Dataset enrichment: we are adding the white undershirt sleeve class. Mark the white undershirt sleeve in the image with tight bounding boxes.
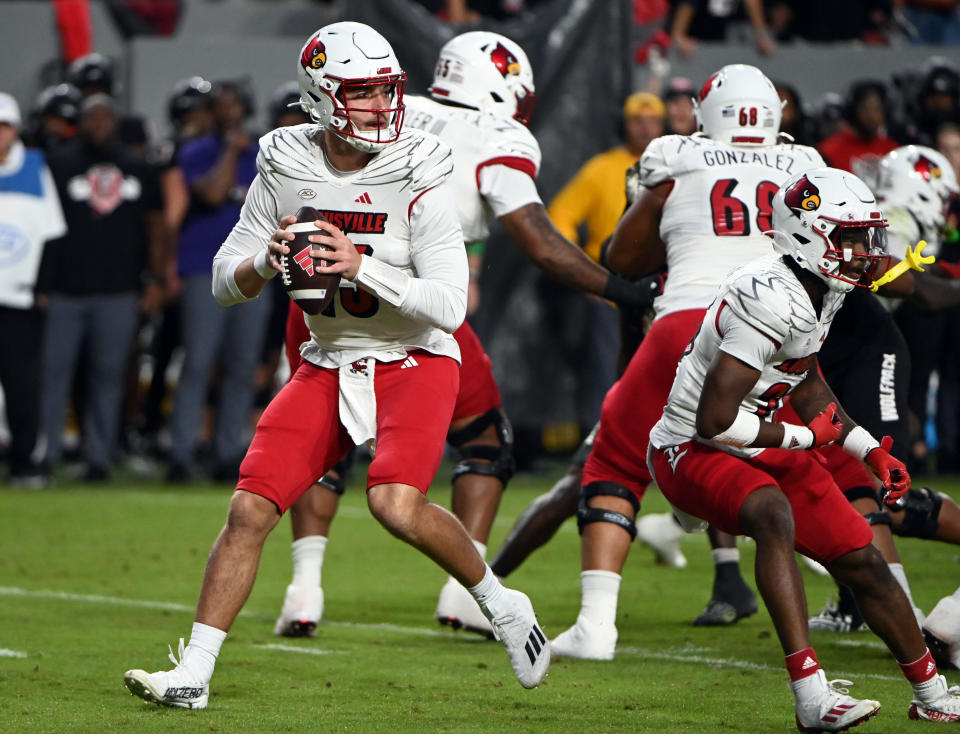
[211,173,278,305]
[353,181,467,333]
[478,164,541,218]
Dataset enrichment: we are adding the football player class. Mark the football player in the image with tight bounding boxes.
[502,65,825,659]
[274,31,662,639]
[123,22,549,709]
[649,166,960,729]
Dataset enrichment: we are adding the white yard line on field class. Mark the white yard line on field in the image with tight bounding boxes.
[0,585,906,680]
[259,643,347,656]
[0,648,28,658]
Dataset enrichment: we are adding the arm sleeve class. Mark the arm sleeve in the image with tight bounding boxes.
[716,300,781,371]
[546,160,597,244]
[41,165,67,242]
[478,163,541,219]
[353,182,467,333]
[211,172,278,305]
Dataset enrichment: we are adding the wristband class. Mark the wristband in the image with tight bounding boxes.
[253,248,277,280]
[712,411,761,447]
[780,423,814,450]
[842,425,880,461]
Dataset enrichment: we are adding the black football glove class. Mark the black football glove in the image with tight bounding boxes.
[602,270,667,310]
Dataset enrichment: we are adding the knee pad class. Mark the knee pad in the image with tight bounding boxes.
[577,481,639,539]
[892,487,942,539]
[843,485,880,504]
[317,456,352,495]
[449,408,515,487]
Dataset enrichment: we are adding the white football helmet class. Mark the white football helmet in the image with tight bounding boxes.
[695,64,782,147]
[297,22,406,153]
[874,145,959,242]
[429,31,536,126]
[771,167,889,293]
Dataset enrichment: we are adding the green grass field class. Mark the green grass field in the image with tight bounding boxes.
[2,466,959,733]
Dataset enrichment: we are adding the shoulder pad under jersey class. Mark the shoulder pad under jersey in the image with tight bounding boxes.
[357,129,454,193]
[477,114,541,177]
[636,134,707,187]
[257,124,326,185]
[723,256,819,345]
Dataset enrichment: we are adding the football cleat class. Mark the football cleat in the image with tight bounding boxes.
[488,589,550,689]
[808,588,864,633]
[635,513,688,568]
[436,577,494,638]
[551,614,617,661]
[124,639,209,709]
[909,674,960,722]
[693,592,759,627]
[274,583,324,638]
[792,670,881,732]
[923,596,960,670]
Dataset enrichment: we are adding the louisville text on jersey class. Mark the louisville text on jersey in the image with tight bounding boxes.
[318,210,388,235]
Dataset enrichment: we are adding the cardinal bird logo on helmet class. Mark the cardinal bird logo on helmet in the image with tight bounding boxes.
[913,154,942,182]
[301,36,327,70]
[784,174,821,213]
[699,72,719,101]
[489,42,520,78]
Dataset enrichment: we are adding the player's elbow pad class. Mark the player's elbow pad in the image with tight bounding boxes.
[709,411,761,447]
[211,256,248,306]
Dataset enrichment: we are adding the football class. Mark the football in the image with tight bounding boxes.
[279,206,340,315]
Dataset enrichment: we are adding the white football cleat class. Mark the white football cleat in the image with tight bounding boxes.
[635,513,688,568]
[910,674,960,722]
[436,576,494,638]
[791,670,881,732]
[274,584,324,637]
[924,596,960,670]
[124,639,209,709]
[551,614,617,661]
[488,589,550,689]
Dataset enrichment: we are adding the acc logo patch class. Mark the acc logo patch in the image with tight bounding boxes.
[297,188,316,200]
[784,174,821,213]
[300,36,327,70]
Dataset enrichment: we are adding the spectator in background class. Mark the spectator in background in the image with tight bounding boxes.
[775,81,815,146]
[767,0,892,43]
[547,92,666,428]
[67,53,150,152]
[26,84,81,153]
[909,61,960,147]
[166,80,268,482]
[939,122,960,178]
[131,77,216,456]
[0,93,66,487]
[898,0,960,45]
[663,77,696,135]
[669,0,775,59]
[40,94,165,481]
[818,80,899,176]
[812,92,846,145]
[548,92,665,264]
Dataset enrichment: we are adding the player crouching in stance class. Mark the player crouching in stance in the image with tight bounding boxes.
[123,22,548,710]
[648,167,960,731]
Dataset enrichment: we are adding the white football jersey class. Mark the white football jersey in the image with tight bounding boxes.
[404,94,542,243]
[650,255,845,458]
[214,124,467,368]
[637,134,824,318]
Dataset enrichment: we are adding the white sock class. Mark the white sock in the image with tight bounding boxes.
[579,570,622,627]
[182,622,226,682]
[450,539,486,587]
[889,563,923,620]
[469,564,507,619]
[291,536,327,589]
[713,548,740,565]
